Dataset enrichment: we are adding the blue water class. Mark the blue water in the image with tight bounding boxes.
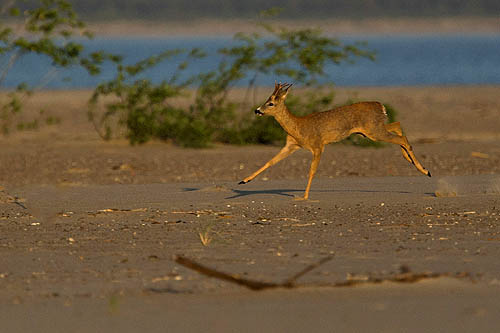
[2,35,500,89]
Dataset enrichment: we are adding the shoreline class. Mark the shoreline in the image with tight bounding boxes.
[83,17,499,37]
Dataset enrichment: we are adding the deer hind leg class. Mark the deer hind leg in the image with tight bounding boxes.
[365,126,431,177]
[239,135,300,184]
[385,122,413,164]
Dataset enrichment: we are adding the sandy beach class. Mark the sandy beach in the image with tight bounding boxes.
[1,85,500,331]
[85,17,500,37]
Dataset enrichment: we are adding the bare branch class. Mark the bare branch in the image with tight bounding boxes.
[0,50,22,87]
[174,255,279,291]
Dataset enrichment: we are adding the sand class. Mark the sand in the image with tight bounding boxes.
[0,86,500,332]
[84,17,500,37]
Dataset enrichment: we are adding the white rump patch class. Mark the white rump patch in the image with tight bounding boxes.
[382,105,387,116]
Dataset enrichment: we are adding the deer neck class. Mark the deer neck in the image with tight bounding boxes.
[273,106,302,139]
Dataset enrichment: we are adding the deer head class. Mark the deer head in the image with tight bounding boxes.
[255,82,292,116]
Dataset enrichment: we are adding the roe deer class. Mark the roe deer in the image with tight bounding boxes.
[239,83,431,200]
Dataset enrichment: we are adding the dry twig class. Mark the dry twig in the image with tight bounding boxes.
[174,255,470,291]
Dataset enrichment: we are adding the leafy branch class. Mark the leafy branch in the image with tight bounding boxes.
[89,48,205,145]
[0,0,119,134]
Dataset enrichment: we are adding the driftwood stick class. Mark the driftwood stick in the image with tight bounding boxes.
[174,255,470,292]
[174,255,280,291]
[175,255,334,291]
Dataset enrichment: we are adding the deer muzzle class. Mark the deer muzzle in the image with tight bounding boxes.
[254,108,264,116]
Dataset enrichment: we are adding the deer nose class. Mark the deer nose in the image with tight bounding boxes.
[255,108,264,115]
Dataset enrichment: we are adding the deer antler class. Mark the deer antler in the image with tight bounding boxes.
[273,82,293,96]
[273,81,280,94]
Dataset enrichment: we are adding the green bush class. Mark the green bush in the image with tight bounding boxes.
[89,10,379,148]
[88,49,202,144]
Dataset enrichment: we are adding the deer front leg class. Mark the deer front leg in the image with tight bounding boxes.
[239,135,300,184]
[296,148,323,200]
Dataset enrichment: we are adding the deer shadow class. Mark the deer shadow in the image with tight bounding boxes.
[224,188,429,199]
[183,187,433,199]
[225,188,302,199]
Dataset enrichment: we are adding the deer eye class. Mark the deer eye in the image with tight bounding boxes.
[268,102,274,106]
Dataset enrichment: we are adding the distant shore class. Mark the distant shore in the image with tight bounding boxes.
[85,17,500,37]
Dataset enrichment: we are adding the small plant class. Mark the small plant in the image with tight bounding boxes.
[198,229,212,247]
[198,219,217,246]
[108,293,120,314]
